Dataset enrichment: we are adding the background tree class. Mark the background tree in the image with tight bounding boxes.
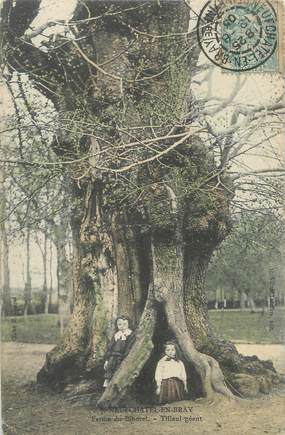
[35,225,49,314]
[0,73,73,316]
[0,166,12,316]
[0,83,13,315]
[207,210,285,309]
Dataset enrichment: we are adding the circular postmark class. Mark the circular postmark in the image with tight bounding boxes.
[197,0,278,71]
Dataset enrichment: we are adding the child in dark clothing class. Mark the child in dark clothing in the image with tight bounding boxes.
[103,316,135,387]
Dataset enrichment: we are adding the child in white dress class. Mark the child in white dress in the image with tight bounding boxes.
[155,341,188,404]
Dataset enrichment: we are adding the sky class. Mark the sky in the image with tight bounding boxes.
[27,0,77,45]
[2,0,284,288]
[9,238,57,289]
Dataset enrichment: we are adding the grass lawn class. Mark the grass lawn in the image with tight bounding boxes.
[209,308,285,344]
[1,314,60,344]
[1,309,285,344]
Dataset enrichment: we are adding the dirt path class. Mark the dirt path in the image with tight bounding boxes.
[1,343,285,435]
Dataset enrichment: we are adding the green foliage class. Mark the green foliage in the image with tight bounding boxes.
[206,211,285,301]
[2,80,74,240]
[1,314,60,344]
[210,309,285,344]
[2,310,284,345]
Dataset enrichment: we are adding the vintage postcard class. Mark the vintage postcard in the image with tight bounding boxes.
[0,0,285,434]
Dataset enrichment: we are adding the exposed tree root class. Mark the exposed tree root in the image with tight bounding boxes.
[37,288,96,389]
[37,345,87,390]
[163,290,234,400]
[198,337,281,396]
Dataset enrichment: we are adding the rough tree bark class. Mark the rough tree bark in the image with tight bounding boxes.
[151,221,233,401]
[54,217,72,336]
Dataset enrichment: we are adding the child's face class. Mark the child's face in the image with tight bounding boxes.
[165,345,176,358]
[117,318,129,331]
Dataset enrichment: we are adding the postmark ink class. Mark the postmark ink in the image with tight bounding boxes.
[197,0,278,71]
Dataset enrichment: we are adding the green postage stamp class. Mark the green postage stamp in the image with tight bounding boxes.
[197,0,285,72]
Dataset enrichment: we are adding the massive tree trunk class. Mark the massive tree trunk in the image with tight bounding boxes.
[37,0,193,394]
[98,205,234,408]
[2,0,280,406]
[38,181,146,388]
[184,250,214,348]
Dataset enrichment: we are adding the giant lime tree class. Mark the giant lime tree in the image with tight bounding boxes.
[1,0,284,407]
